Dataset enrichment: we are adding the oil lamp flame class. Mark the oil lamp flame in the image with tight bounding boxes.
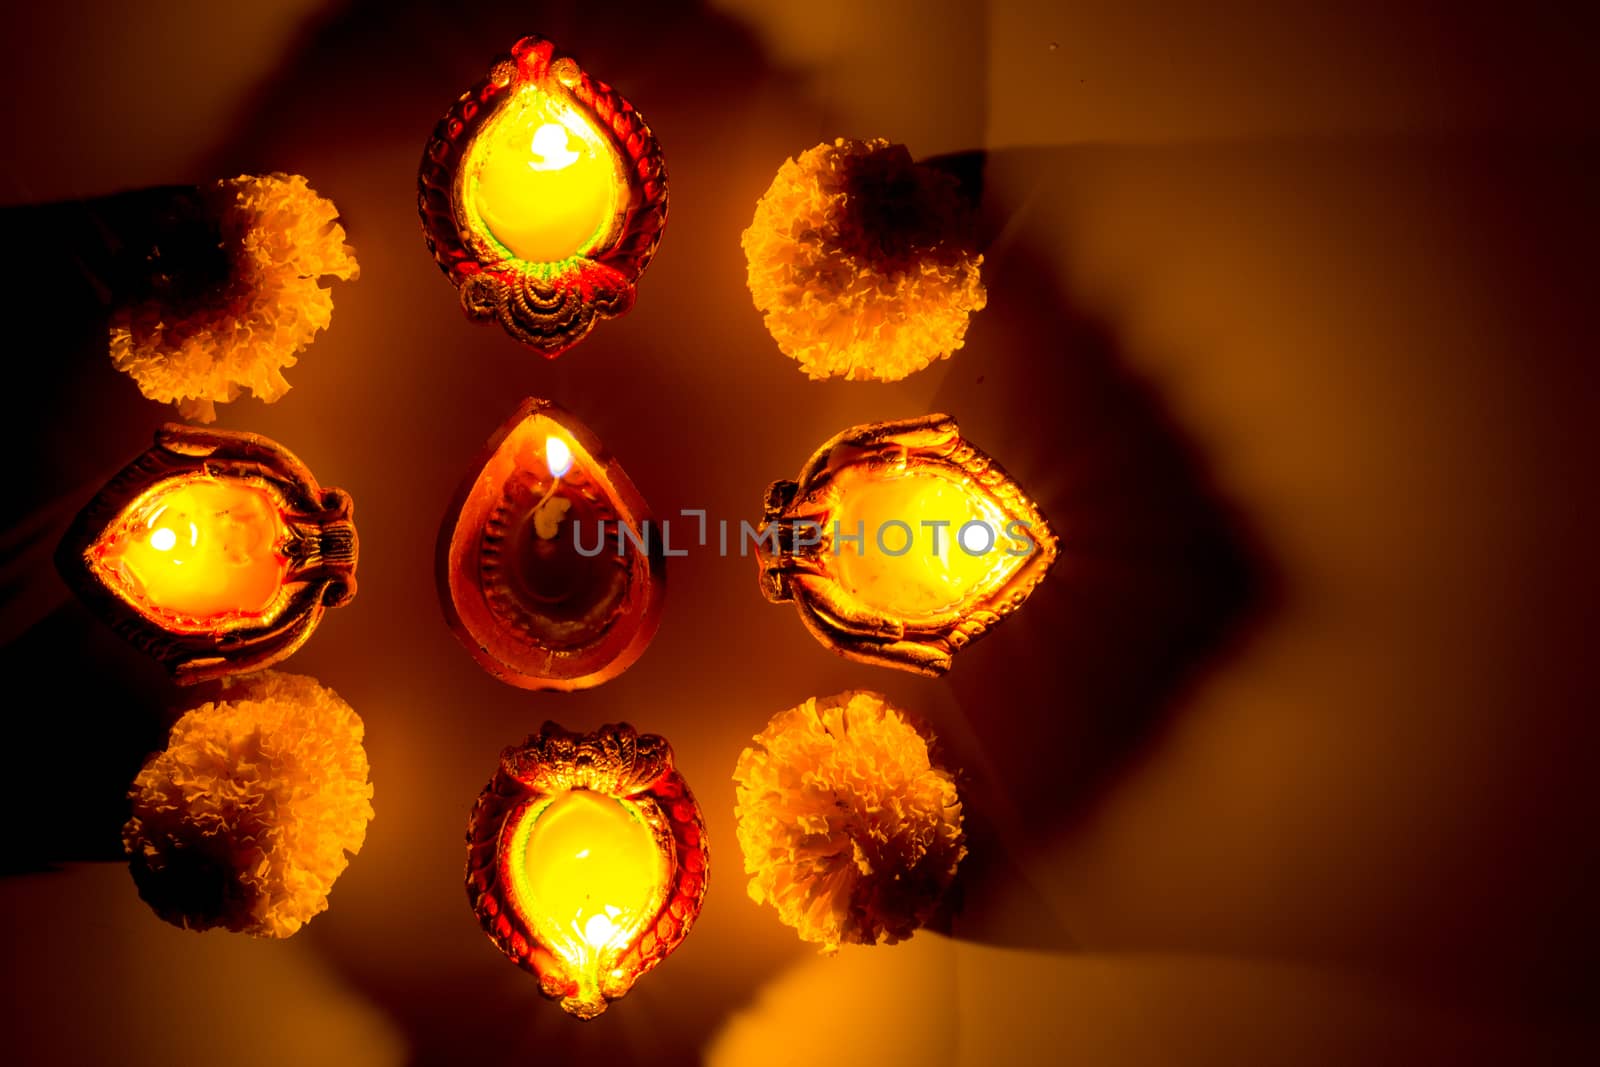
[438,399,665,691]
[545,434,574,478]
[530,123,580,171]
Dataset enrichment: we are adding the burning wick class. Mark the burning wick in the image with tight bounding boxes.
[533,436,574,540]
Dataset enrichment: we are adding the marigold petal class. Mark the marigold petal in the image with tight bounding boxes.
[109,173,358,422]
[122,671,374,938]
[733,690,965,952]
[742,139,985,382]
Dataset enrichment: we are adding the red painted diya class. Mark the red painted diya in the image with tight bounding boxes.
[55,424,356,683]
[418,35,668,355]
[466,722,708,1019]
[437,398,665,690]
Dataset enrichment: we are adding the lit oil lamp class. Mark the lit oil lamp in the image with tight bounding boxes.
[56,425,356,683]
[466,722,707,1019]
[437,398,665,690]
[419,35,667,355]
[757,413,1057,675]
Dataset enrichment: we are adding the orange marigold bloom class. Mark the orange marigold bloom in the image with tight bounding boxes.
[741,138,986,382]
[109,173,359,423]
[733,690,965,952]
[122,672,374,938]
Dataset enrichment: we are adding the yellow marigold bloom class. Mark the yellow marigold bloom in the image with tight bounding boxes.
[109,173,359,423]
[733,690,965,952]
[741,138,986,382]
[122,671,374,938]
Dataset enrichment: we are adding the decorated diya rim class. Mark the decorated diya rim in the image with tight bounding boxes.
[418,35,668,356]
[758,413,1059,675]
[466,722,708,1019]
[55,424,356,684]
[435,397,666,691]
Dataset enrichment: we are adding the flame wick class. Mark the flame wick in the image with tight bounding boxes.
[530,435,573,524]
[545,435,573,479]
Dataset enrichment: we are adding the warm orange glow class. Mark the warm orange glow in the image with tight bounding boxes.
[91,476,288,631]
[508,790,668,1010]
[465,88,625,264]
[831,466,1019,621]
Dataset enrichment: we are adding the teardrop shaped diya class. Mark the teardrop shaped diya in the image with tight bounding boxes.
[56,424,357,683]
[756,413,1058,675]
[437,398,664,690]
[467,721,707,1019]
[418,35,667,355]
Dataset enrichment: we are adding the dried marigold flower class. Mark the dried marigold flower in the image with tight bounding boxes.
[122,671,374,938]
[733,690,965,952]
[741,138,986,382]
[109,173,359,423]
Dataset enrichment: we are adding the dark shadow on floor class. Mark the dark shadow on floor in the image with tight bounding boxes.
[0,603,181,872]
[926,146,1277,954]
[0,187,195,874]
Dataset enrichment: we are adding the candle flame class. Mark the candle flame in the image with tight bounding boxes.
[545,435,573,479]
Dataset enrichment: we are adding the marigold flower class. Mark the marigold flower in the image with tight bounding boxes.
[741,138,986,382]
[733,690,965,952]
[109,173,359,423]
[122,671,374,938]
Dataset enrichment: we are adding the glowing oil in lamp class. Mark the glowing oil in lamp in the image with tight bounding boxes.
[465,100,626,265]
[756,414,1058,675]
[90,477,289,632]
[467,723,708,1019]
[438,399,665,691]
[829,464,1017,622]
[418,35,667,355]
[507,790,668,1010]
[57,424,357,683]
